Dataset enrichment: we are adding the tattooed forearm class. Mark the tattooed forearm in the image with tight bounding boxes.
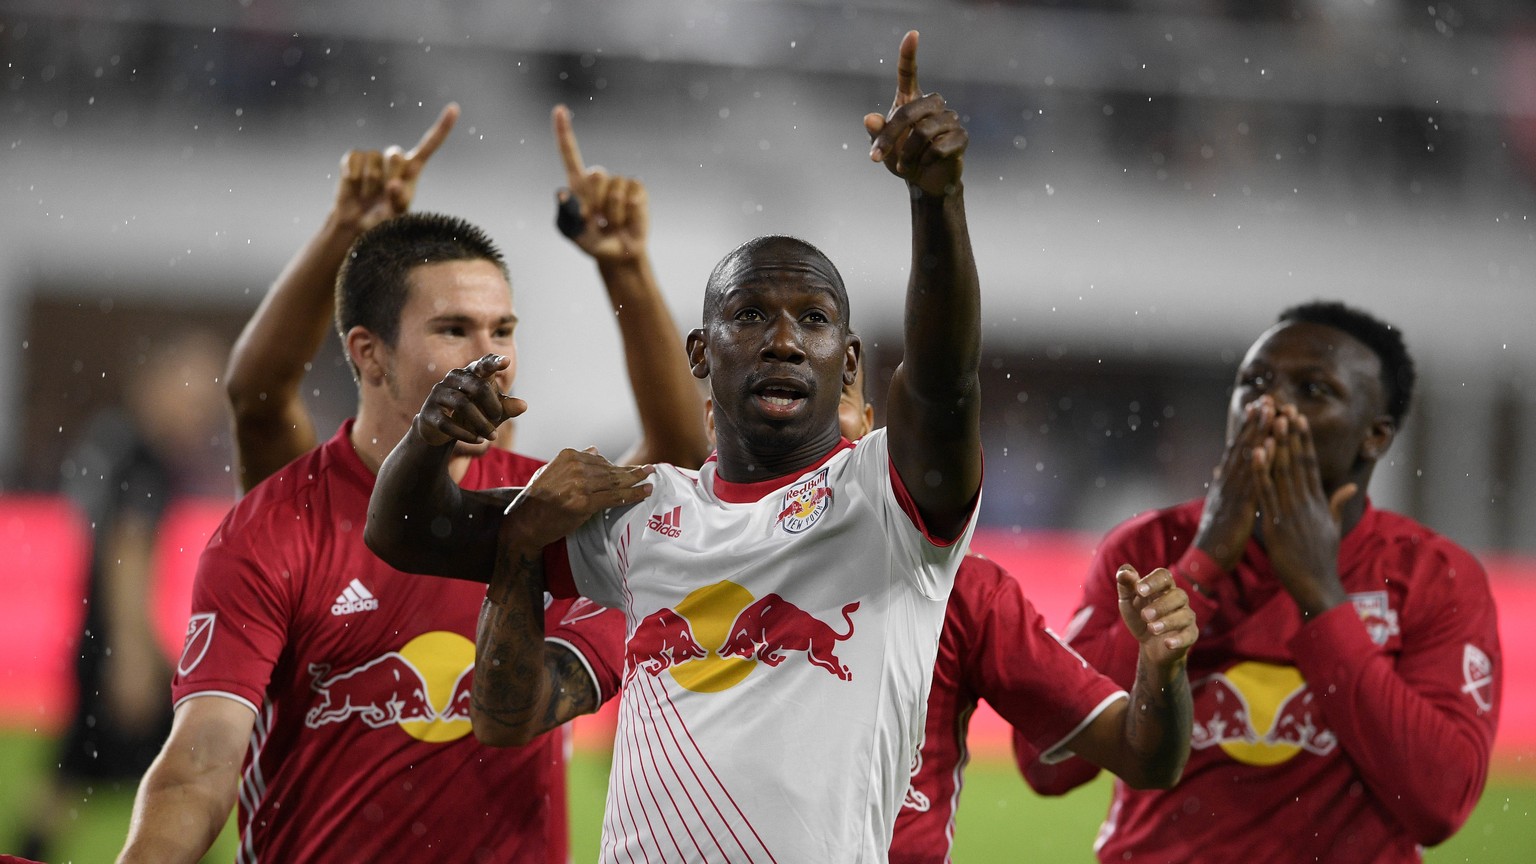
[1123,654,1193,785]
[471,549,550,744]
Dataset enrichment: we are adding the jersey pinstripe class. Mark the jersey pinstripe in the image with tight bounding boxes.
[562,428,977,863]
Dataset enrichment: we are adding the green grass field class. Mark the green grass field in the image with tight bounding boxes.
[4,732,1533,862]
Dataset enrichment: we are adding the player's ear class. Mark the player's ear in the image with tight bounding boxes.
[687,328,710,380]
[1360,414,1396,463]
[347,326,388,388]
[843,334,862,388]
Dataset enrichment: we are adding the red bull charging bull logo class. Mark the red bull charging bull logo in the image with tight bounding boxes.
[1190,662,1337,766]
[304,631,476,742]
[626,580,858,692]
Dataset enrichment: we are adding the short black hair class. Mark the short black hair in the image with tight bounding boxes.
[1277,300,1415,426]
[335,212,507,366]
[703,235,850,328]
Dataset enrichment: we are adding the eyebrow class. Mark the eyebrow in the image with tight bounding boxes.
[426,312,519,327]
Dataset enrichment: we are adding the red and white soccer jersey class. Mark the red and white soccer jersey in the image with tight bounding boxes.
[172,422,625,863]
[1020,499,1502,864]
[890,553,1125,864]
[555,428,977,863]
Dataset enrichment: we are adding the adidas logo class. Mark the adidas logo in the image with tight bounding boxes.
[646,505,683,538]
[331,578,379,616]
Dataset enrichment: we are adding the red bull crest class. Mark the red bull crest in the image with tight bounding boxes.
[775,469,832,534]
[1190,662,1337,766]
[1348,590,1400,646]
[625,580,859,692]
[303,631,478,742]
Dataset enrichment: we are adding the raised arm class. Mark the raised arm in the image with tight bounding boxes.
[364,354,653,578]
[117,697,254,864]
[1048,566,1195,789]
[227,105,458,492]
[364,353,524,580]
[865,31,982,540]
[551,105,710,469]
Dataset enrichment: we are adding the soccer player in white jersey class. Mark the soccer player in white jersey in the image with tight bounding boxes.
[366,31,1134,862]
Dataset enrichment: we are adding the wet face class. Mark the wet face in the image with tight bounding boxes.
[689,242,858,467]
[1229,320,1393,492]
[378,258,518,456]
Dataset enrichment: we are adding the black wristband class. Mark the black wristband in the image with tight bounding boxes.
[556,192,585,239]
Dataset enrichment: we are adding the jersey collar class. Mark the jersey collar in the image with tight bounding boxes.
[708,438,854,504]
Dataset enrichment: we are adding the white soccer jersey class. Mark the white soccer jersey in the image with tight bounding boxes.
[563,428,977,863]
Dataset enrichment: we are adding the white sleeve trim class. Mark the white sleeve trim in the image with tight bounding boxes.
[545,636,604,709]
[1038,691,1129,765]
[173,689,261,717]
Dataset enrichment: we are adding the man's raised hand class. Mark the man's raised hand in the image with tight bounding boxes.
[1253,406,1355,619]
[336,103,459,233]
[552,104,649,264]
[1194,395,1274,572]
[1116,565,1197,665]
[414,353,526,448]
[864,31,967,197]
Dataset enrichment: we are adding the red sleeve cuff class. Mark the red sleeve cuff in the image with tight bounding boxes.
[543,539,577,598]
[1171,547,1224,620]
[1288,602,1376,685]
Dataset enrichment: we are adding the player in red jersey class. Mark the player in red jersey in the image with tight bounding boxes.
[118,106,706,862]
[827,363,1196,864]
[1019,301,1502,863]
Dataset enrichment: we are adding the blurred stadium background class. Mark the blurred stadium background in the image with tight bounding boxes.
[2,0,1534,860]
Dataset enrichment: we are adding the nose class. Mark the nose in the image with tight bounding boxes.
[1266,381,1298,408]
[759,313,805,364]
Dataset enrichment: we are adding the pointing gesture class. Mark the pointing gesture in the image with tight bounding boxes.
[337,103,460,232]
[864,31,967,197]
[552,104,649,264]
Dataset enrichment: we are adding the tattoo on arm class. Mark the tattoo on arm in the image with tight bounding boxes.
[1126,656,1192,762]
[472,550,548,738]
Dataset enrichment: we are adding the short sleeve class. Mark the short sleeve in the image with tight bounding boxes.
[170,520,291,715]
[564,501,645,610]
[964,561,1125,761]
[850,428,979,600]
[545,597,626,707]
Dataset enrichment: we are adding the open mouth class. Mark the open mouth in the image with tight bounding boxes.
[753,381,810,418]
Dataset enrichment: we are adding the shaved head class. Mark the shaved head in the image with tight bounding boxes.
[703,235,850,328]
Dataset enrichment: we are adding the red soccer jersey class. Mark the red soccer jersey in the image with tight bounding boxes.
[890,553,1125,864]
[1020,500,1502,864]
[172,422,625,863]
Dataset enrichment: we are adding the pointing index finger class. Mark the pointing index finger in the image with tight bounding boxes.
[552,104,586,191]
[407,102,460,164]
[893,30,920,107]
[466,353,511,380]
